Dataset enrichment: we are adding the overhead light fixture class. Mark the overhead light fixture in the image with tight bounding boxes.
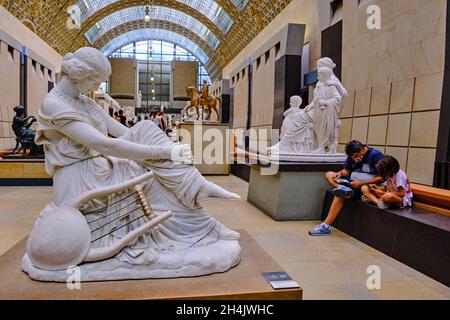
[144,6,151,22]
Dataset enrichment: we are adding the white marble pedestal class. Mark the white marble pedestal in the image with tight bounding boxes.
[264,152,347,163]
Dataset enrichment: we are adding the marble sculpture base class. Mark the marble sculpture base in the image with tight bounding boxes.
[0,231,302,300]
[22,239,241,282]
[265,152,347,163]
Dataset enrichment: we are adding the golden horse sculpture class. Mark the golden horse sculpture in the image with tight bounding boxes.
[186,86,221,121]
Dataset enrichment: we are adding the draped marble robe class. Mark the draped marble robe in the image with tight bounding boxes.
[272,106,314,154]
[312,82,343,153]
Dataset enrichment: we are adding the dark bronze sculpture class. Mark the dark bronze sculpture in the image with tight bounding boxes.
[11,105,43,156]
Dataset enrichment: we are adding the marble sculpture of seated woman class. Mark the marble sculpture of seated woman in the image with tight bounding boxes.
[21,47,241,281]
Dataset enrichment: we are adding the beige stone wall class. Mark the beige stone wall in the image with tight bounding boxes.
[225,0,331,148]
[109,58,138,96]
[27,57,55,119]
[223,0,325,78]
[251,47,276,128]
[0,6,62,150]
[230,67,249,129]
[171,60,197,108]
[0,41,20,150]
[249,46,277,146]
[339,0,446,185]
[0,6,62,70]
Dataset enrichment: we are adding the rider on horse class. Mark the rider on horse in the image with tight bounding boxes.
[201,80,212,103]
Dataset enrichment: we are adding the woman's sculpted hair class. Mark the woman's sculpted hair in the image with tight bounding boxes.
[61,47,111,81]
[318,66,333,78]
[317,57,336,69]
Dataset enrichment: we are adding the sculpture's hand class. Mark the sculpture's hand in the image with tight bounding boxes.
[171,144,193,164]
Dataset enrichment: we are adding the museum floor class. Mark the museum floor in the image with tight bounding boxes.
[1,175,449,300]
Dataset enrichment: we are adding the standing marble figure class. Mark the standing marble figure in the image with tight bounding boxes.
[312,67,343,154]
[22,47,241,282]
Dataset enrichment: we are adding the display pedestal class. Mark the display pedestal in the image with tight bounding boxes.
[248,162,343,221]
[0,159,52,186]
[179,122,230,175]
[0,230,302,300]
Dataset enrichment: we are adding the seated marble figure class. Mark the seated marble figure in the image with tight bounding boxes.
[267,96,314,154]
[22,47,242,282]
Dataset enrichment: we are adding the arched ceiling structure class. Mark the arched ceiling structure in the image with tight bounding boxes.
[2,0,292,80]
[99,28,208,61]
[97,25,211,63]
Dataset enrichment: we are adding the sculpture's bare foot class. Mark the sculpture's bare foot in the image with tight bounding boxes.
[214,221,240,240]
[198,180,241,202]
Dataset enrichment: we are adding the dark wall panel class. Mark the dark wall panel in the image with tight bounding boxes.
[434,0,450,189]
[273,55,302,130]
[321,21,343,80]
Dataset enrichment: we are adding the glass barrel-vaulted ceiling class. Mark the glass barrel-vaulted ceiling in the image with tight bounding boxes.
[3,0,292,81]
[85,6,221,50]
[75,0,234,34]
[100,28,209,64]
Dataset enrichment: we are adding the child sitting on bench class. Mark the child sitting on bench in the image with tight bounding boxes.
[361,155,413,209]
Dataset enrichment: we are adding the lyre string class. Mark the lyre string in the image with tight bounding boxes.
[90,206,142,234]
[82,191,139,215]
[90,213,147,243]
[86,197,139,225]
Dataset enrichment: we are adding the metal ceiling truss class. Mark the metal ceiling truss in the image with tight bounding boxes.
[3,0,293,80]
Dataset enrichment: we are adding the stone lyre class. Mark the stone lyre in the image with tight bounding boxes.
[26,172,172,271]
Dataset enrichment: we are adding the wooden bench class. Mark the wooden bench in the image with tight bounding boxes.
[321,190,450,287]
[411,183,450,217]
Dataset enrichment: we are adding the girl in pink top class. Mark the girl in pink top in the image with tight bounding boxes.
[361,155,413,209]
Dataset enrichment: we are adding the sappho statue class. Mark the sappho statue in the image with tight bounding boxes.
[22,47,241,282]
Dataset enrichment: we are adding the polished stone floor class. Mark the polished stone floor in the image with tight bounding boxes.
[0,175,449,300]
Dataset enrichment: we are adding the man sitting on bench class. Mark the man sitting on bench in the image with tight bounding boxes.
[309,140,385,236]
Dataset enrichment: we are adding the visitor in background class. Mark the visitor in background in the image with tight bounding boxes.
[309,140,385,236]
[144,115,149,121]
[113,111,120,122]
[158,112,166,132]
[136,116,142,123]
[361,156,413,210]
[118,109,127,126]
[151,111,162,129]
[152,111,165,131]
[127,120,135,128]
